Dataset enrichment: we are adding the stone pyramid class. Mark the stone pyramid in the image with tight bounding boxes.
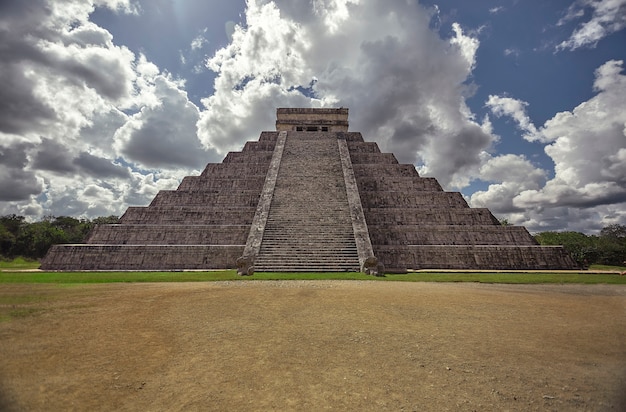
[41,108,577,273]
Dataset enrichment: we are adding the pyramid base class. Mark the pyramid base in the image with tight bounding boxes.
[40,245,244,271]
[376,245,579,271]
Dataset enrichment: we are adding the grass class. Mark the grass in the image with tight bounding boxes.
[1,269,625,284]
[0,257,40,270]
[1,258,624,284]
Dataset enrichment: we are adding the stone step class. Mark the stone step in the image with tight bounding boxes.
[255,265,358,271]
[262,227,354,232]
[256,255,358,261]
[258,249,358,254]
[255,133,359,271]
[260,237,356,242]
[260,237,356,241]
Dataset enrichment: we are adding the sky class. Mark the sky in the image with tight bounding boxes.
[0,0,625,234]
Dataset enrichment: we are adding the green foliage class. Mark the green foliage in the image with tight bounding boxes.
[0,215,119,260]
[600,224,626,239]
[534,231,597,267]
[534,224,626,267]
[91,215,120,225]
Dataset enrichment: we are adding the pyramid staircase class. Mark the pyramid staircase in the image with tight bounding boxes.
[254,132,360,271]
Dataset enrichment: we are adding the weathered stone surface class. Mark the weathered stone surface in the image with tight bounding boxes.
[338,137,375,271]
[375,245,576,271]
[236,255,255,276]
[242,131,287,260]
[41,107,577,271]
[119,206,256,225]
[42,245,243,270]
[367,225,537,246]
[87,224,249,245]
[276,108,349,132]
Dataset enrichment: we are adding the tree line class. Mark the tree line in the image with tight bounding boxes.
[0,215,119,259]
[1,214,624,267]
[533,224,626,267]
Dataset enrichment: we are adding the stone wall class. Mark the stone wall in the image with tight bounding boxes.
[120,206,256,225]
[376,245,577,271]
[42,245,243,270]
[275,108,349,132]
[87,224,249,245]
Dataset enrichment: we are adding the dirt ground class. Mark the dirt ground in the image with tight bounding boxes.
[1,281,625,411]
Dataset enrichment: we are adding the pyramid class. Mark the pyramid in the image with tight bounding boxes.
[41,108,577,273]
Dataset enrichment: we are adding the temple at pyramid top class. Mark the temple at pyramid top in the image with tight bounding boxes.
[42,108,577,273]
[276,107,349,132]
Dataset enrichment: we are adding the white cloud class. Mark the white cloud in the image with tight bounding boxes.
[191,28,209,50]
[0,0,209,220]
[114,73,220,169]
[312,0,360,34]
[470,154,546,214]
[450,22,480,71]
[472,60,626,232]
[557,0,626,50]
[517,60,626,207]
[485,95,544,142]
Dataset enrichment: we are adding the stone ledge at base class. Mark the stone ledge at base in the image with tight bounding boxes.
[40,244,244,271]
[375,245,578,271]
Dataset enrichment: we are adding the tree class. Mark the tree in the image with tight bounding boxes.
[597,224,626,266]
[0,215,25,258]
[600,224,626,239]
[0,214,119,260]
[51,216,92,243]
[535,225,626,267]
[13,221,68,258]
[534,231,598,267]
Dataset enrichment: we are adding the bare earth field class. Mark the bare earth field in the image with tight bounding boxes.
[1,281,625,411]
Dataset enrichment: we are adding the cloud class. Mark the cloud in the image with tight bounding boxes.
[485,95,544,142]
[199,0,492,189]
[0,0,208,219]
[557,0,626,50]
[517,60,626,208]
[470,154,546,214]
[0,143,42,201]
[472,60,626,232]
[115,74,220,169]
[191,28,209,50]
[73,152,130,178]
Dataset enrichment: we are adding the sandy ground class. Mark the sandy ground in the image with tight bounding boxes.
[1,280,625,411]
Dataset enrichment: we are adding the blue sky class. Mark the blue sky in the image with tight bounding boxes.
[0,0,625,233]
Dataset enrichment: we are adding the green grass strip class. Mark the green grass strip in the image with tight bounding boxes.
[1,270,625,284]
